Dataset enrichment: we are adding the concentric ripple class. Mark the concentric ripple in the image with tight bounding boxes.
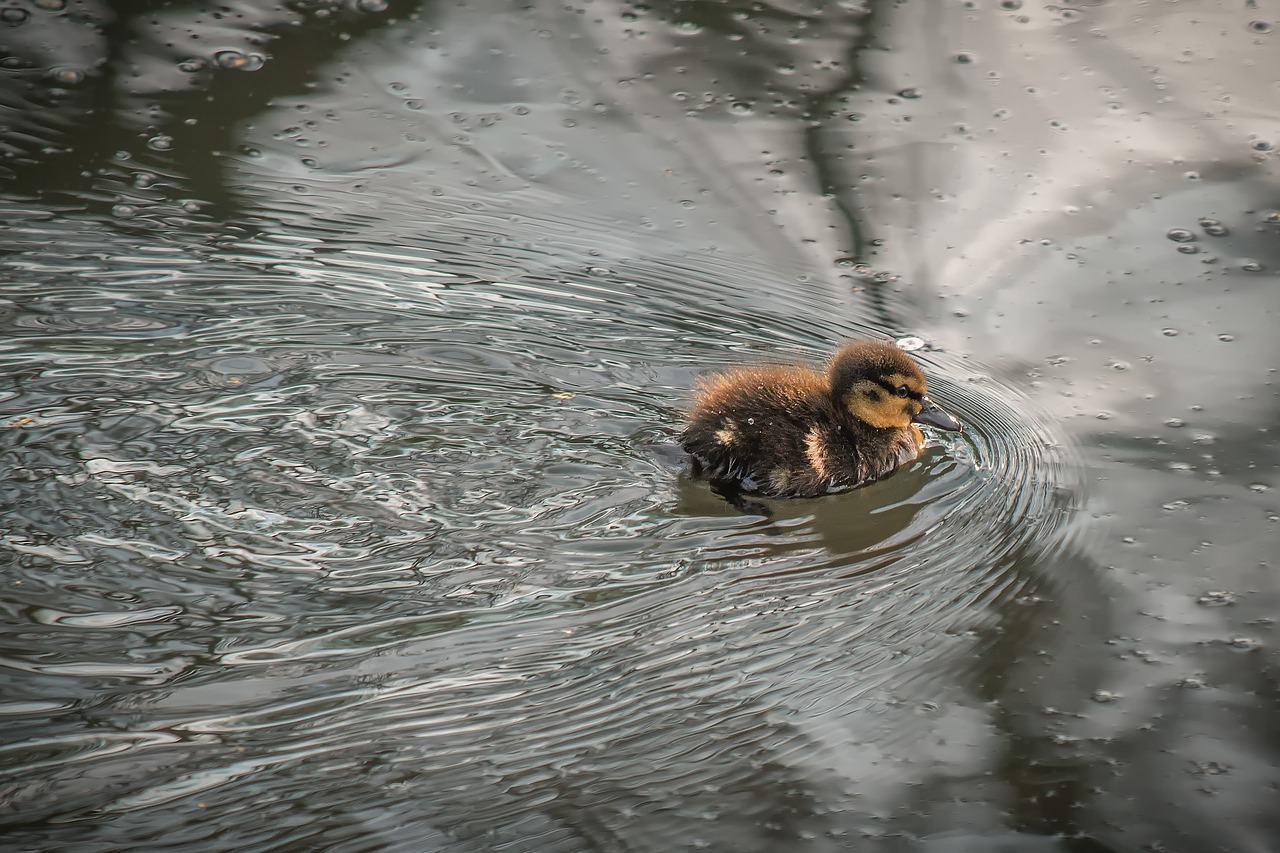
[0,211,1088,849]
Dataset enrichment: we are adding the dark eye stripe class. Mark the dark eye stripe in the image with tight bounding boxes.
[874,378,922,401]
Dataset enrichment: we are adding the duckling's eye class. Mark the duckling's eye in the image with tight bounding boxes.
[895,385,910,398]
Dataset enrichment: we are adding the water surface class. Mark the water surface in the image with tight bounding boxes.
[1,1,1277,851]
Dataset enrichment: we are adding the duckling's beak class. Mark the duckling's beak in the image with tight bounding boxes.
[913,397,962,432]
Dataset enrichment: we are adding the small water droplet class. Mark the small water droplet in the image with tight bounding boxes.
[895,336,925,352]
[1228,636,1260,650]
[673,20,703,35]
[178,58,206,73]
[1162,499,1189,511]
[356,0,388,10]
[47,66,84,85]
[1184,171,1202,180]
[1217,333,1235,342]
[1247,20,1273,33]
[898,87,923,99]
[1197,217,1228,236]
[1250,482,1270,492]
[1000,0,1022,8]
[1251,139,1274,151]
[111,204,136,219]
[1166,228,1196,243]
[1196,590,1237,607]
[953,52,977,65]
[1,7,30,24]
[34,0,67,9]
[1161,328,1179,337]
[1177,244,1200,254]
[214,50,265,71]
[1096,411,1112,420]
[146,135,173,151]
[1240,259,1264,272]
[1090,690,1119,703]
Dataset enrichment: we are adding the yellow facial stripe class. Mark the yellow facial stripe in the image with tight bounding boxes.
[845,380,913,429]
[884,372,925,395]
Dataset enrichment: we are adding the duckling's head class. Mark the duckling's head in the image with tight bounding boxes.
[828,340,962,433]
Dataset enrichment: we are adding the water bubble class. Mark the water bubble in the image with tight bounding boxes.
[1251,139,1274,151]
[1000,0,1023,8]
[1166,228,1196,242]
[1197,217,1228,236]
[673,20,703,35]
[1239,259,1264,272]
[1177,244,1200,254]
[1227,636,1260,650]
[111,204,136,219]
[1217,333,1235,342]
[953,52,977,65]
[1,7,29,24]
[356,0,389,10]
[1184,170,1202,180]
[147,135,173,151]
[898,87,923,99]
[133,172,156,188]
[1196,590,1237,607]
[1264,211,1280,223]
[1161,328,1179,336]
[1250,482,1270,492]
[47,66,85,85]
[34,0,67,9]
[895,336,925,352]
[1162,499,1189,511]
[214,50,265,71]
[1090,690,1119,703]
[1247,20,1273,33]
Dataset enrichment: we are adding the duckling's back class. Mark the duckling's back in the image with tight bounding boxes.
[682,365,859,497]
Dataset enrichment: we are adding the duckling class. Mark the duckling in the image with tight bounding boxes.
[682,340,961,498]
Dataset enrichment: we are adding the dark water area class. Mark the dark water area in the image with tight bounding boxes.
[1,1,1278,851]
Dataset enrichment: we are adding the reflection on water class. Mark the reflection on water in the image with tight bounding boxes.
[2,1,1277,851]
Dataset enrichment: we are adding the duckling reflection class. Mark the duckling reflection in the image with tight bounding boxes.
[683,340,961,499]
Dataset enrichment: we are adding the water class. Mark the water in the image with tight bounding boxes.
[2,1,1277,851]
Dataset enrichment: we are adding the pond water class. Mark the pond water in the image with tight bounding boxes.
[1,1,1277,851]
